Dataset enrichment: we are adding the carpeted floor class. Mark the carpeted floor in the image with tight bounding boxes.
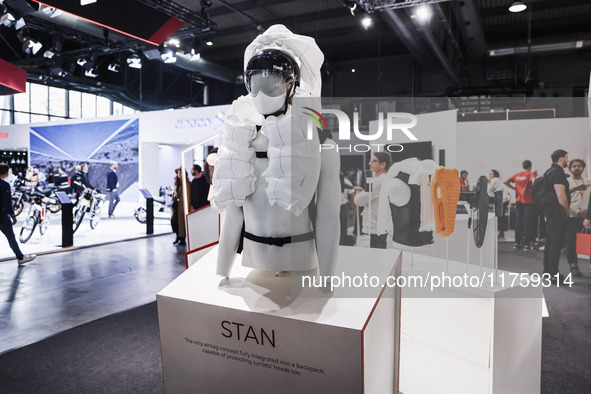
[0,244,590,393]
[0,302,163,393]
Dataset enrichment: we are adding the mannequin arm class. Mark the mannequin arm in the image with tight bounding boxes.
[216,205,244,277]
[315,139,341,277]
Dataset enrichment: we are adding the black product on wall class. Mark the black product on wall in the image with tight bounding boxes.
[386,141,432,164]
[0,149,28,176]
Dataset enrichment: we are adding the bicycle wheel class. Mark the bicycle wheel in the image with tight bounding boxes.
[39,214,49,236]
[12,198,23,217]
[90,204,102,229]
[19,211,38,243]
[48,193,62,213]
[73,207,85,234]
[134,207,147,223]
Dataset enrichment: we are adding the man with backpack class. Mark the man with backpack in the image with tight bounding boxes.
[540,150,570,283]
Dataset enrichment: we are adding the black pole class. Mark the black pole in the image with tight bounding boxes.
[146,197,154,235]
[55,192,73,247]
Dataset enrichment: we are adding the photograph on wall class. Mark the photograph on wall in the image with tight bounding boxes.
[29,118,139,200]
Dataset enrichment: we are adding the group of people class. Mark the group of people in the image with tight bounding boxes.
[463,150,589,282]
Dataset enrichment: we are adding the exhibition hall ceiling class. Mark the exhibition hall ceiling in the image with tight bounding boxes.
[0,0,590,110]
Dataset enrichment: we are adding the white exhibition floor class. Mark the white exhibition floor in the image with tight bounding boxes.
[0,202,172,261]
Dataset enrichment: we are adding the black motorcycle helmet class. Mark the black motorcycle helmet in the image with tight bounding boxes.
[244,49,300,97]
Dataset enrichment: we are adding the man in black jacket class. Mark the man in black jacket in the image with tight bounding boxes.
[106,161,120,218]
[0,163,36,265]
[190,164,210,212]
[542,149,570,283]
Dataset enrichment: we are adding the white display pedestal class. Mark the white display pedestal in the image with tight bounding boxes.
[398,252,542,394]
[157,246,401,394]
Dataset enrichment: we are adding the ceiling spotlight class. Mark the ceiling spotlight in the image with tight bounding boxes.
[29,40,42,55]
[43,50,54,58]
[14,17,25,30]
[76,58,88,67]
[0,12,13,26]
[161,49,177,63]
[80,0,97,5]
[508,1,527,13]
[84,68,98,78]
[167,38,180,47]
[343,0,357,16]
[414,4,431,24]
[127,54,142,69]
[44,37,63,58]
[189,48,201,61]
[361,16,372,29]
[351,68,356,73]
[205,40,213,46]
[108,63,120,72]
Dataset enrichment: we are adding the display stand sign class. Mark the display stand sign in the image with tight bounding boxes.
[158,246,401,393]
[139,189,154,235]
[55,191,73,247]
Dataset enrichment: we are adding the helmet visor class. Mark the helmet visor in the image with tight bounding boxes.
[245,70,290,97]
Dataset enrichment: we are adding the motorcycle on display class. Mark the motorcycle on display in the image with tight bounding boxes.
[134,186,173,223]
[19,190,52,243]
[73,185,106,233]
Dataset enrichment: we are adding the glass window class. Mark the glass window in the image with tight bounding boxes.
[14,111,29,125]
[31,113,49,124]
[122,105,135,115]
[13,89,30,114]
[69,90,81,118]
[81,92,96,118]
[113,102,123,115]
[48,87,66,117]
[96,96,111,117]
[30,83,48,117]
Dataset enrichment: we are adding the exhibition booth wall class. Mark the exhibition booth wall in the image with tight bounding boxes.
[0,104,230,196]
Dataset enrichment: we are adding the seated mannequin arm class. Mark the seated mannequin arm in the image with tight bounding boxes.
[216,205,244,277]
[315,140,341,277]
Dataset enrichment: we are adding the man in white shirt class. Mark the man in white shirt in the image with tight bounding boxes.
[354,152,392,249]
[566,159,591,277]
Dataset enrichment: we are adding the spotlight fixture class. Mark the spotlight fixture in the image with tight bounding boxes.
[14,17,25,30]
[167,38,180,47]
[508,1,527,13]
[189,48,201,61]
[413,4,431,24]
[343,0,357,16]
[361,16,372,29]
[127,54,142,69]
[43,37,63,58]
[84,68,98,78]
[108,62,120,72]
[76,58,87,67]
[161,48,177,63]
[205,40,213,46]
[0,12,13,26]
[80,0,97,5]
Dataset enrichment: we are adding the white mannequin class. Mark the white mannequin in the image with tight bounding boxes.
[212,25,340,279]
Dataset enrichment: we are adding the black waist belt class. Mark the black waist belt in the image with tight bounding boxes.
[255,151,267,158]
[243,230,315,247]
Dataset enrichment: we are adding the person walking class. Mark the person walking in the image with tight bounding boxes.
[541,150,570,283]
[504,160,536,250]
[0,163,36,265]
[106,161,121,218]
